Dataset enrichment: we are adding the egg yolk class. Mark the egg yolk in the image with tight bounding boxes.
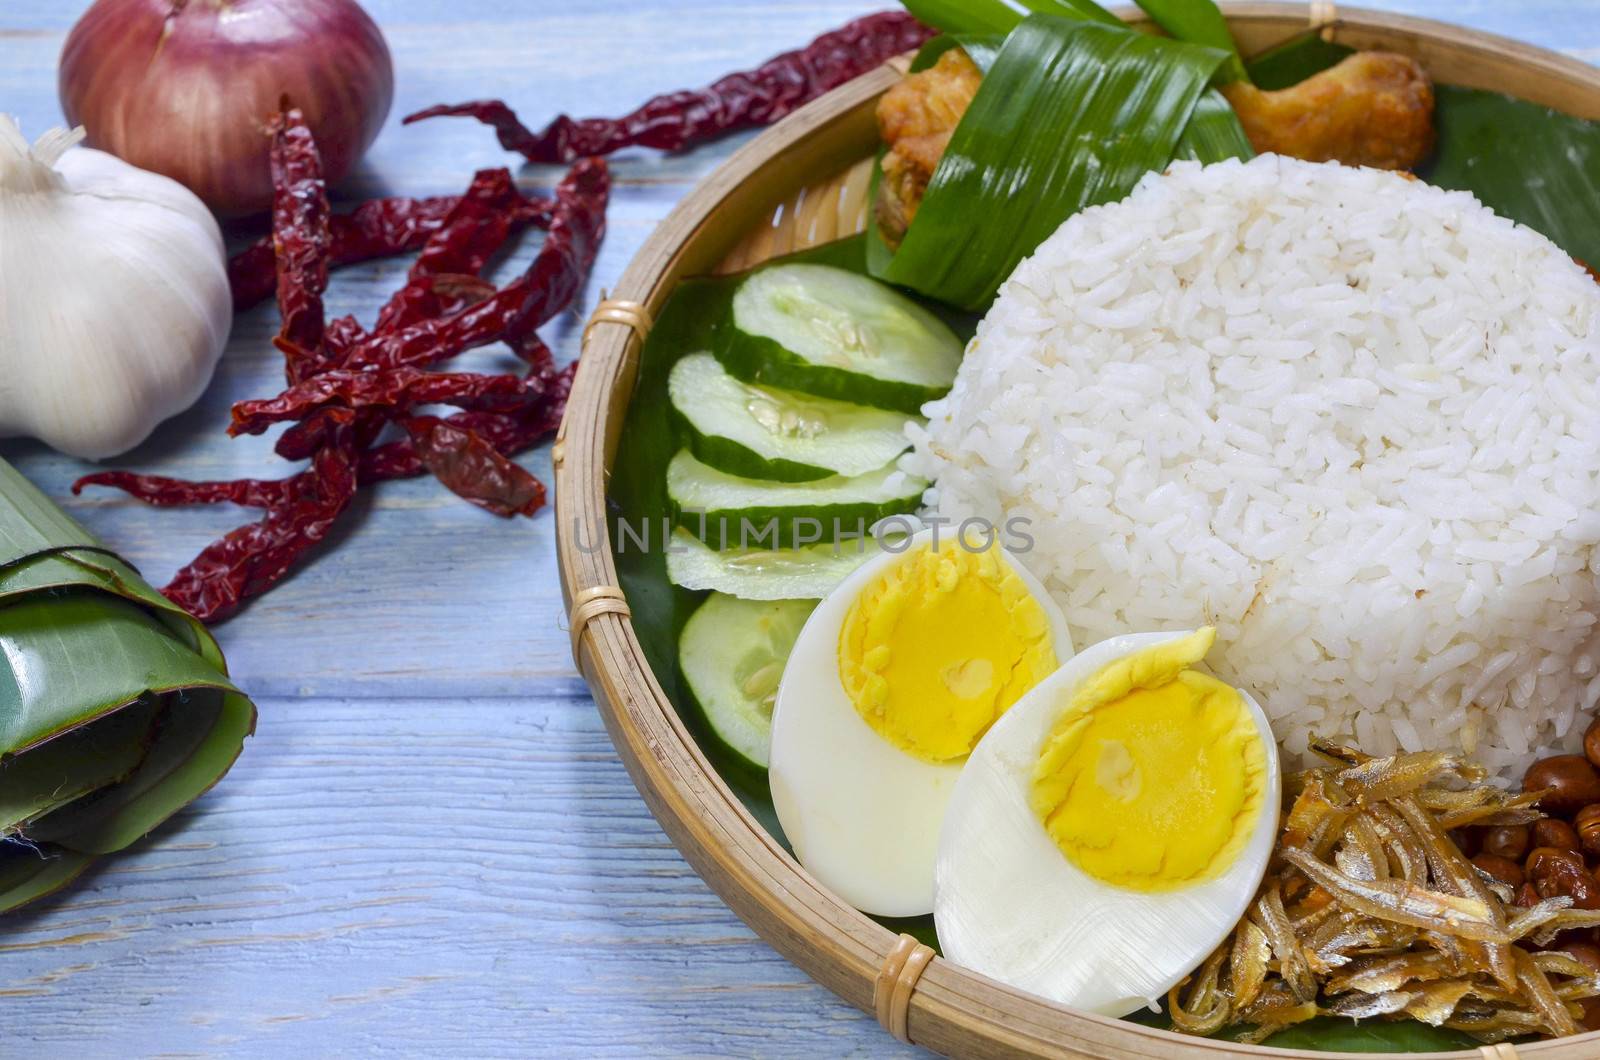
[1030,628,1266,892]
[838,538,1057,762]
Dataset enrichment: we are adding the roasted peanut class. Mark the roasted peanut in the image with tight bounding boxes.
[1527,846,1600,910]
[1450,828,1480,858]
[1524,754,1600,815]
[1577,804,1600,858]
[1470,852,1524,888]
[1481,824,1530,861]
[1532,817,1582,853]
[1586,715,1600,771]
[1554,939,1600,972]
[1582,996,1600,1033]
[1516,881,1541,907]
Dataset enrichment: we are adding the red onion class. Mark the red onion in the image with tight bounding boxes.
[59,0,394,216]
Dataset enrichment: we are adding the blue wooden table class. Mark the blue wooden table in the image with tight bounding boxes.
[0,1,1594,1055]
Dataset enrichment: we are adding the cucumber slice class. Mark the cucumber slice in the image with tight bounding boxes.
[670,353,915,482]
[679,594,816,771]
[716,263,963,414]
[666,449,925,550]
[665,528,887,599]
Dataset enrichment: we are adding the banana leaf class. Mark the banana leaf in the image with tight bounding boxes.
[1243,30,1354,90]
[1422,86,1600,269]
[874,15,1234,309]
[1127,1005,1481,1052]
[1247,1018,1481,1052]
[0,457,255,912]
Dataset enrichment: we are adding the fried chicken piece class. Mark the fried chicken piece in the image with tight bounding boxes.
[874,47,982,249]
[1221,51,1435,171]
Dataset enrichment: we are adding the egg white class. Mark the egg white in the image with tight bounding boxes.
[768,528,1073,918]
[933,630,1280,1015]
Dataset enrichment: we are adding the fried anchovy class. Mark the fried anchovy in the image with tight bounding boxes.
[1327,989,1416,1019]
[1513,948,1579,1038]
[1283,848,1508,943]
[1335,751,1462,801]
[1229,919,1271,1012]
[1393,796,1516,991]
[1403,980,1476,1025]
[1257,879,1318,1002]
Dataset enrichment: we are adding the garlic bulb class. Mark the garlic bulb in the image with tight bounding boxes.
[0,116,231,459]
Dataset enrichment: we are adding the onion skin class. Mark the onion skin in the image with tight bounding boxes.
[59,0,393,217]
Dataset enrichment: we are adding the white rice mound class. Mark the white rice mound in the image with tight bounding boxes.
[905,154,1600,778]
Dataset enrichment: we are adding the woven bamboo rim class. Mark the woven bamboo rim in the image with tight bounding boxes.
[554,5,1600,1056]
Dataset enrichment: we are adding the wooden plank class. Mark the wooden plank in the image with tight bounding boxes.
[0,694,910,1055]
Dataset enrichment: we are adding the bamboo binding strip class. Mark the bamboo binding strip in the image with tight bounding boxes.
[567,584,631,666]
[581,297,654,352]
[873,934,935,1044]
[1310,0,1338,41]
[558,298,656,471]
[1479,1046,1521,1060]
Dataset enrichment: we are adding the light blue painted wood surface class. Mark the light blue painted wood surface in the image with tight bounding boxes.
[0,1,1595,1055]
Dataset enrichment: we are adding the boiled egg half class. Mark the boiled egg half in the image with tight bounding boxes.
[934,628,1279,1015]
[769,528,1071,917]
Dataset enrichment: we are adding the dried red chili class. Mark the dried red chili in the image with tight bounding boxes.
[72,471,295,509]
[392,416,545,517]
[267,108,334,384]
[404,10,932,163]
[160,437,360,622]
[359,363,574,484]
[270,165,581,463]
[342,158,609,373]
[375,168,527,333]
[231,368,546,437]
[323,314,368,359]
[231,189,555,312]
[230,194,459,310]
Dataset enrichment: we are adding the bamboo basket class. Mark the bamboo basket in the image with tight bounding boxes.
[554,5,1600,1057]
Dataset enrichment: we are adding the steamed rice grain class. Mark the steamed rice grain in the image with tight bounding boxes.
[906,155,1600,778]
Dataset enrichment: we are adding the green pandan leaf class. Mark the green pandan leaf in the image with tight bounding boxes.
[901,0,1118,35]
[876,16,1231,309]
[1133,0,1249,83]
[1174,88,1255,161]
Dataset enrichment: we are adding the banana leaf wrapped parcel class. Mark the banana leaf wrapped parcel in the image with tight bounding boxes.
[0,457,254,911]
